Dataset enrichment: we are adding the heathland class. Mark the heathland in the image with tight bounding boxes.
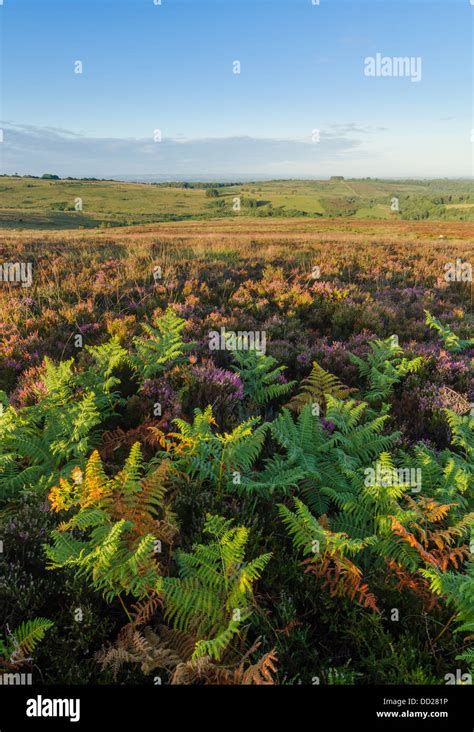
[0,185,473,685]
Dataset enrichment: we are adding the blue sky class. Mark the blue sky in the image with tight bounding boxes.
[0,0,472,178]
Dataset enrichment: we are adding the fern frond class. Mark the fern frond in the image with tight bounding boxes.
[287,360,354,413]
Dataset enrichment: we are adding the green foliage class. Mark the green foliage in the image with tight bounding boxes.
[231,348,296,406]
[349,335,424,401]
[131,308,193,380]
[279,447,422,565]
[277,495,379,611]
[424,311,474,354]
[287,360,354,413]
[444,409,474,464]
[276,403,474,613]
[251,398,397,514]
[397,408,474,526]
[403,438,473,516]
[422,560,474,672]
[157,514,271,660]
[0,618,53,665]
[277,448,472,614]
[0,341,124,498]
[278,497,371,558]
[161,405,268,494]
[44,444,177,602]
[82,336,129,397]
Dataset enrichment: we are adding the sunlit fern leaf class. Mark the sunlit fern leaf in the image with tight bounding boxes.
[192,619,243,661]
[45,444,177,601]
[159,514,271,661]
[349,335,424,402]
[131,308,194,380]
[278,497,379,612]
[1,618,54,666]
[231,348,296,406]
[444,410,474,462]
[425,310,474,354]
[157,406,267,493]
[253,400,398,512]
[287,360,354,413]
[0,345,124,498]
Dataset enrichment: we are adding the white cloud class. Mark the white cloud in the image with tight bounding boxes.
[0,122,470,179]
[0,123,366,179]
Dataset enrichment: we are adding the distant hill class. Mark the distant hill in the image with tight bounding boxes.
[0,176,472,230]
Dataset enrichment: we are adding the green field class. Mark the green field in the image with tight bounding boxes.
[0,175,473,229]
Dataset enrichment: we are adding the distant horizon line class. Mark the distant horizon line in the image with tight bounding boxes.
[2,173,473,184]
